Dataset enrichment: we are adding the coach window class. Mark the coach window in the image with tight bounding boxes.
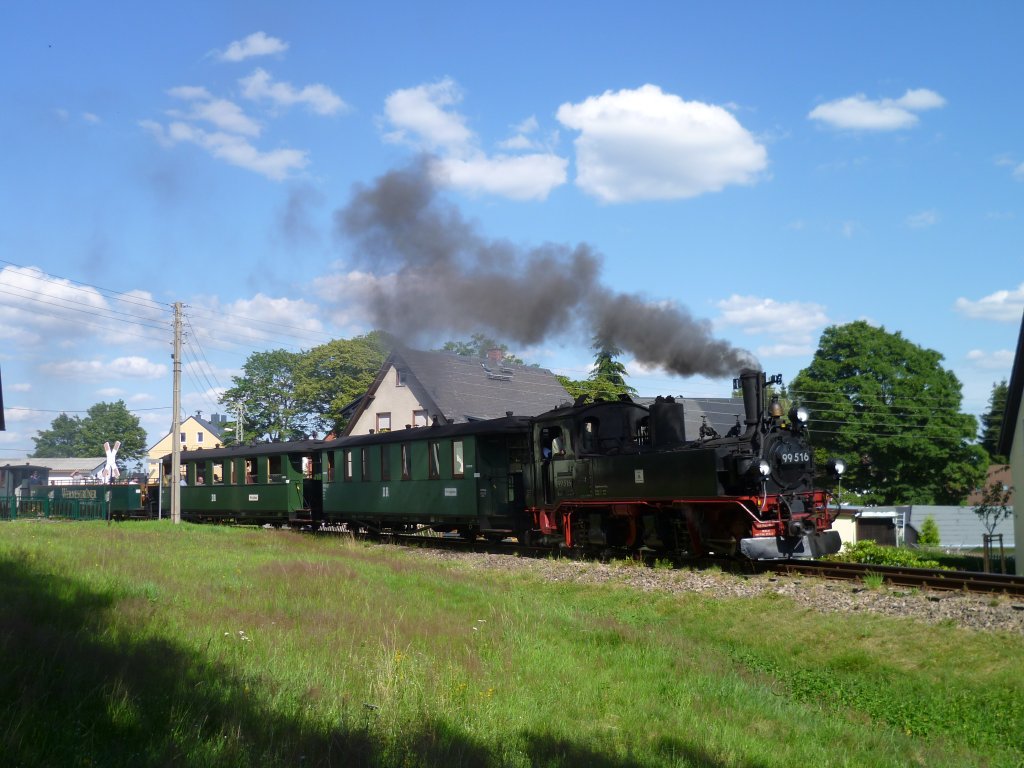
[212,461,223,485]
[428,441,440,479]
[380,445,391,481]
[452,440,465,478]
[269,455,284,482]
[360,449,369,481]
[245,459,255,484]
[376,412,391,432]
[326,451,335,482]
[401,444,411,480]
[344,450,353,481]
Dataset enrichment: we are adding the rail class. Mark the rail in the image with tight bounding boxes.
[757,559,1024,597]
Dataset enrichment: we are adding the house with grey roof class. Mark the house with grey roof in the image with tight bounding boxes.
[344,347,571,436]
[0,457,106,489]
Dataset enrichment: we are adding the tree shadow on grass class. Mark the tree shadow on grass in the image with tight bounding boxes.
[0,552,771,768]
[0,554,496,768]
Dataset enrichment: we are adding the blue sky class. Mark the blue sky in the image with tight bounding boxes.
[1,1,1022,456]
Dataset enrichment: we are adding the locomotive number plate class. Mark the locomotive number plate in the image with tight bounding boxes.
[634,469,645,484]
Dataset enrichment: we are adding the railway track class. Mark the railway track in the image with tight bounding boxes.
[758,559,1024,597]
[318,524,1024,597]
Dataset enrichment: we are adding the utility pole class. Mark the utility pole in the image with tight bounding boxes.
[170,302,183,524]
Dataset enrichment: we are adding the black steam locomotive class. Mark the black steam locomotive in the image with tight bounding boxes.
[169,368,842,560]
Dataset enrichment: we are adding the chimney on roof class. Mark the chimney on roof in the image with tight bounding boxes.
[486,347,503,364]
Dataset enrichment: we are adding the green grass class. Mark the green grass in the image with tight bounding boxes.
[2,521,1022,767]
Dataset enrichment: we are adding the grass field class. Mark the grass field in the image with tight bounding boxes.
[1,520,1022,768]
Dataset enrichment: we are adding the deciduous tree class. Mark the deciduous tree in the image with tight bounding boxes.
[974,477,1014,537]
[790,321,987,505]
[220,349,307,442]
[32,413,84,457]
[32,401,147,471]
[294,332,390,436]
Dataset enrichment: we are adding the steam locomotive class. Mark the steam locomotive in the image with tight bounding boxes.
[166,368,842,560]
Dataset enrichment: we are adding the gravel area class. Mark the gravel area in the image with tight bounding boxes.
[408,547,1024,635]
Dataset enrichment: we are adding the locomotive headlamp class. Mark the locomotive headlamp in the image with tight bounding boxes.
[789,406,809,425]
[757,459,771,477]
[827,458,846,477]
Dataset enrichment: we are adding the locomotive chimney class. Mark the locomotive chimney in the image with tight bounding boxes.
[737,369,763,438]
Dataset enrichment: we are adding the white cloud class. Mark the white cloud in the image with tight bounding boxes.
[808,88,946,131]
[906,209,938,228]
[239,68,346,115]
[187,294,325,347]
[966,349,1015,369]
[40,356,167,380]
[0,407,47,424]
[556,84,768,203]
[757,343,817,358]
[715,295,829,344]
[144,40,341,180]
[156,121,308,181]
[955,283,1024,322]
[167,86,262,136]
[432,153,568,201]
[220,32,288,62]
[384,78,474,151]
[0,266,170,361]
[382,78,568,200]
[498,116,543,150]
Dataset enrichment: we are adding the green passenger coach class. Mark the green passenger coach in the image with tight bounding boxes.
[321,417,532,539]
[172,440,325,525]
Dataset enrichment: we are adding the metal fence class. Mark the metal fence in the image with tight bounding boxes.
[0,495,110,521]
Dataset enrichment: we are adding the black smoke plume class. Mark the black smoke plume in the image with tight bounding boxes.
[335,160,756,378]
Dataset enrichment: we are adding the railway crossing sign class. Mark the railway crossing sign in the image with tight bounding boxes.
[101,440,121,483]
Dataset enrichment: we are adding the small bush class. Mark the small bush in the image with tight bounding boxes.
[827,540,949,569]
[917,516,940,546]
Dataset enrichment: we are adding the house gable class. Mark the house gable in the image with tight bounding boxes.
[146,414,227,480]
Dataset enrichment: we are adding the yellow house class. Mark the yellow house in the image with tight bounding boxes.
[146,413,227,481]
